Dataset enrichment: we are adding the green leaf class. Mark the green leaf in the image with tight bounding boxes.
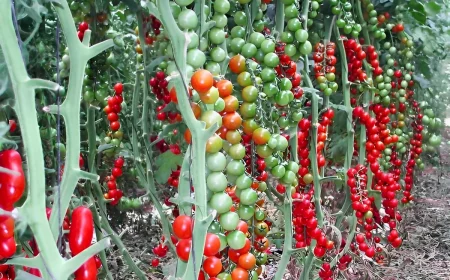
[410,10,427,25]
[97,144,115,153]
[154,151,183,184]
[424,2,441,16]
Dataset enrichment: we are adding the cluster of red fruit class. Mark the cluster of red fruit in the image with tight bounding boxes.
[167,166,181,188]
[292,190,334,258]
[402,102,423,204]
[77,22,89,41]
[104,157,125,205]
[366,45,383,77]
[241,135,268,182]
[104,83,124,132]
[274,43,303,99]
[150,72,182,123]
[318,263,333,280]
[313,42,338,96]
[343,37,368,83]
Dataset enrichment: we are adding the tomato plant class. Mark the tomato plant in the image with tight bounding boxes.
[0,0,449,279]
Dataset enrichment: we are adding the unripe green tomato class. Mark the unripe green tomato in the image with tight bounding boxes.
[187,49,206,69]
[207,172,228,192]
[234,11,247,26]
[285,44,297,57]
[206,61,221,76]
[211,47,226,62]
[177,9,198,30]
[284,4,299,18]
[271,165,286,179]
[238,205,255,220]
[298,41,312,55]
[209,27,226,45]
[230,26,245,39]
[256,145,273,158]
[261,39,275,54]
[220,211,240,231]
[241,43,257,58]
[227,160,245,176]
[210,192,232,214]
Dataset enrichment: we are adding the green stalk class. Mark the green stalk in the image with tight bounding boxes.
[275,0,285,36]
[0,0,111,277]
[86,107,112,280]
[156,1,217,278]
[334,26,355,228]
[273,196,294,280]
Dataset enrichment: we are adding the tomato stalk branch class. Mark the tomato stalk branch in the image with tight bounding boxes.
[334,26,355,229]
[156,0,217,278]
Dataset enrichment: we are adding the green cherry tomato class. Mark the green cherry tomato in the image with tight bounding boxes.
[230,26,245,38]
[234,11,248,26]
[210,192,232,214]
[214,0,230,13]
[219,211,240,231]
[263,53,280,68]
[227,230,246,249]
[209,27,226,45]
[238,205,255,220]
[240,102,257,119]
[226,160,245,176]
[187,49,206,69]
[249,32,265,48]
[242,86,259,102]
[236,174,252,190]
[239,188,258,205]
[211,47,227,62]
[271,165,286,179]
[298,41,312,55]
[242,43,257,58]
[229,144,246,160]
[208,221,222,233]
[256,145,273,158]
[178,9,198,30]
[207,172,228,192]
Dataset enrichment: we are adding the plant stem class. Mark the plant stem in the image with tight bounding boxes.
[273,196,294,280]
[156,0,216,278]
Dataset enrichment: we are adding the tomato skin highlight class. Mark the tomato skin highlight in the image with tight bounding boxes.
[69,206,94,256]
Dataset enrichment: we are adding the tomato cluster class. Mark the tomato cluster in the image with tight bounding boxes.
[104,157,125,205]
[69,206,97,280]
[343,38,368,83]
[313,42,338,96]
[103,83,123,132]
[0,150,25,260]
[77,22,89,41]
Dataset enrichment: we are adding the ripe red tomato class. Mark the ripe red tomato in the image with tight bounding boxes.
[173,215,193,239]
[231,267,249,280]
[74,257,97,280]
[176,238,192,261]
[229,55,246,74]
[203,233,221,257]
[203,256,222,277]
[0,150,25,211]
[191,69,214,94]
[238,252,256,270]
[69,206,94,255]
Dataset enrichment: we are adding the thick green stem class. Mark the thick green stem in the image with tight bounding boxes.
[334,26,355,228]
[156,0,216,278]
[275,0,285,36]
[0,0,113,277]
[273,197,294,280]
